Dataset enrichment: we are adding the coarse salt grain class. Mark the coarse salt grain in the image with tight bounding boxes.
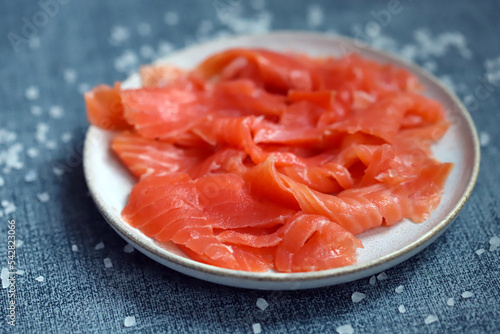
[489,236,500,252]
[61,132,72,143]
[15,240,23,248]
[94,242,105,250]
[45,140,57,150]
[114,50,139,73]
[475,248,485,255]
[78,83,90,94]
[123,244,134,253]
[336,324,354,334]
[110,26,130,45]
[53,167,64,177]
[35,123,49,143]
[31,105,42,116]
[369,275,376,285]
[140,45,155,59]
[63,69,77,84]
[124,316,136,327]
[138,22,151,36]
[49,105,64,119]
[462,291,474,298]
[164,12,179,25]
[104,258,113,268]
[2,200,16,215]
[35,276,44,282]
[24,169,38,182]
[1,268,10,288]
[479,132,490,147]
[307,4,324,28]
[447,298,455,306]
[71,244,78,252]
[424,315,438,325]
[37,192,50,203]
[256,298,269,310]
[27,148,39,158]
[351,292,366,303]
[398,305,406,313]
[16,269,24,275]
[25,86,40,100]
[252,323,262,334]
[377,272,388,280]
[395,285,404,294]
[0,176,4,187]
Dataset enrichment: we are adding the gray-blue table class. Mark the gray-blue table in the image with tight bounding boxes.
[1,0,499,333]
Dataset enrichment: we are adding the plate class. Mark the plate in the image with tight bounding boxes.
[83,31,480,290]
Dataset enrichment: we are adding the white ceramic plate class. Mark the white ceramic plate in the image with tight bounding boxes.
[83,32,480,290]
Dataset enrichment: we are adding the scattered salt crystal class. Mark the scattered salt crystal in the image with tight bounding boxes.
[256,298,269,310]
[45,141,58,152]
[61,132,72,143]
[1,268,10,288]
[158,41,174,56]
[252,323,262,334]
[35,276,44,282]
[35,123,49,143]
[114,50,139,73]
[104,258,113,268]
[485,56,500,85]
[398,305,406,313]
[37,192,50,203]
[336,324,354,334]
[369,275,376,285]
[78,83,90,94]
[395,285,404,294]
[25,86,40,100]
[490,236,500,252]
[2,200,16,215]
[123,244,134,253]
[25,170,38,184]
[71,244,78,252]
[16,269,24,275]
[53,166,64,176]
[94,242,105,250]
[462,291,474,298]
[49,105,64,119]
[15,240,23,248]
[377,272,388,281]
[31,105,42,116]
[164,11,179,25]
[110,26,130,45]
[0,143,25,173]
[140,45,155,59]
[307,4,324,28]
[479,132,490,147]
[351,291,366,303]
[29,37,41,49]
[138,22,151,36]
[424,315,438,325]
[63,69,77,84]
[124,316,136,327]
[423,61,438,72]
[475,248,486,255]
[0,176,4,187]
[27,148,39,158]
[447,298,455,306]
[0,129,16,143]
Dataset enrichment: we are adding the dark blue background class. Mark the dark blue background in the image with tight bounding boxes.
[1,1,499,333]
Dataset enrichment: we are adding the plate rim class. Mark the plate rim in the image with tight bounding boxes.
[83,30,480,286]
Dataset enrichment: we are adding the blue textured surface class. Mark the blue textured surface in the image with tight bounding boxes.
[1,0,499,333]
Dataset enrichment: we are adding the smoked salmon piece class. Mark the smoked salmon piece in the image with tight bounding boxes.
[85,48,453,273]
